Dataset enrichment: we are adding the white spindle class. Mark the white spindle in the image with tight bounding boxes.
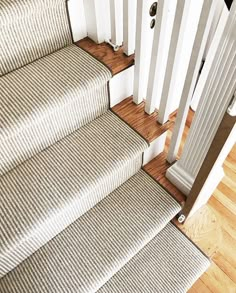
[123,0,137,56]
[145,0,170,114]
[133,0,154,105]
[167,0,216,163]
[157,0,190,124]
[110,0,123,47]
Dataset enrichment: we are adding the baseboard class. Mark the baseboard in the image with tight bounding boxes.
[166,164,194,196]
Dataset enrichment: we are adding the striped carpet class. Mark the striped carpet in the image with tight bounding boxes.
[0,45,111,175]
[0,1,211,291]
[0,0,72,75]
[0,170,182,293]
[99,223,211,293]
[0,111,148,278]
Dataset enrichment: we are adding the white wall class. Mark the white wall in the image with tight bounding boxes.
[68,0,87,41]
[83,0,111,43]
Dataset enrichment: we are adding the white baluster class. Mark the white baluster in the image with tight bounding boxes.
[157,0,191,124]
[133,0,154,105]
[110,0,123,48]
[123,0,137,56]
[145,0,172,114]
[167,0,216,163]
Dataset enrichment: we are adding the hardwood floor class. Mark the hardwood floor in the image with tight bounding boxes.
[112,97,176,143]
[76,37,134,75]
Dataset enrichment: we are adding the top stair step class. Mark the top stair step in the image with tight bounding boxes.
[0,45,111,175]
[76,37,134,76]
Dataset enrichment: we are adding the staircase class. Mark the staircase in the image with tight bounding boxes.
[0,1,210,292]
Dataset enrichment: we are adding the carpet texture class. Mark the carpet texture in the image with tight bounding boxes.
[0,111,148,278]
[99,223,211,293]
[0,45,111,175]
[0,0,211,290]
[0,170,181,292]
[0,0,72,75]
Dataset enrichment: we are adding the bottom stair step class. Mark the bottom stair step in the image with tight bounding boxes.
[99,222,211,293]
[0,170,181,293]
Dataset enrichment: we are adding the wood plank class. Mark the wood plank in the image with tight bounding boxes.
[188,278,212,293]
[75,37,134,75]
[213,252,236,284]
[112,96,176,143]
[143,152,186,204]
[200,263,236,293]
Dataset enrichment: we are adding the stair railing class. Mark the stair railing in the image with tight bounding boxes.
[81,0,235,219]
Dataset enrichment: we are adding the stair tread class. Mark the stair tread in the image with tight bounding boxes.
[0,44,111,175]
[76,37,134,75]
[0,111,147,278]
[112,97,176,143]
[0,170,181,293]
[99,222,210,293]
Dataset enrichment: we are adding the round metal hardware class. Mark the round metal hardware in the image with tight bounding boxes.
[150,19,156,29]
[113,45,120,52]
[177,214,186,224]
[149,2,158,17]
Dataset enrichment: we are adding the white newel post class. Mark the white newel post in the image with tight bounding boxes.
[167,0,216,163]
[189,115,236,218]
[166,1,236,197]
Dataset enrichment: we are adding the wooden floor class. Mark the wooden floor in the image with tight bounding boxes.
[112,97,176,143]
[77,37,236,292]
